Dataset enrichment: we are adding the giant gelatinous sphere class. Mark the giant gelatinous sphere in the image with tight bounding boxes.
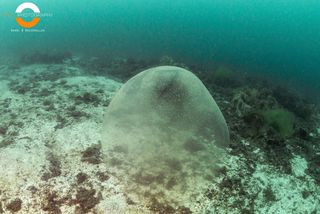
[102,66,229,209]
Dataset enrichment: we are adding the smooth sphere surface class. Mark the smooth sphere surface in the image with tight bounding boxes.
[102,66,229,208]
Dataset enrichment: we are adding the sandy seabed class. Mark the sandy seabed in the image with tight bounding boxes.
[0,59,319,213]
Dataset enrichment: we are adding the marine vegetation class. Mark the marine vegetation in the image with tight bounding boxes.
[262,108,295,137]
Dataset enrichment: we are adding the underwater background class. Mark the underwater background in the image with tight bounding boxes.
[1,0,320,101]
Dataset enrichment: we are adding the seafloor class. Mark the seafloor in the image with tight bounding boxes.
[0,53,319,213]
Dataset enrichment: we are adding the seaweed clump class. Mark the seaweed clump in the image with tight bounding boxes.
[262,108,295,137]
[0,125,8,135]
[75,92,100,106]
[231,87,277,117]
[81,144,102,164]
[41,191,63,214]
[76,172,88,184]
[41,154,62,181]
[0,137,15,149]
[6,198,22,213]
[147,197,192,214]
[263,186,277,203]
[74,188,101,213]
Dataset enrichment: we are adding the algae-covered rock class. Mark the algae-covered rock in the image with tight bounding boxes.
[101,66,229,208]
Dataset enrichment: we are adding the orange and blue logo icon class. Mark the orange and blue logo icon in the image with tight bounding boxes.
[15,2,40,28]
